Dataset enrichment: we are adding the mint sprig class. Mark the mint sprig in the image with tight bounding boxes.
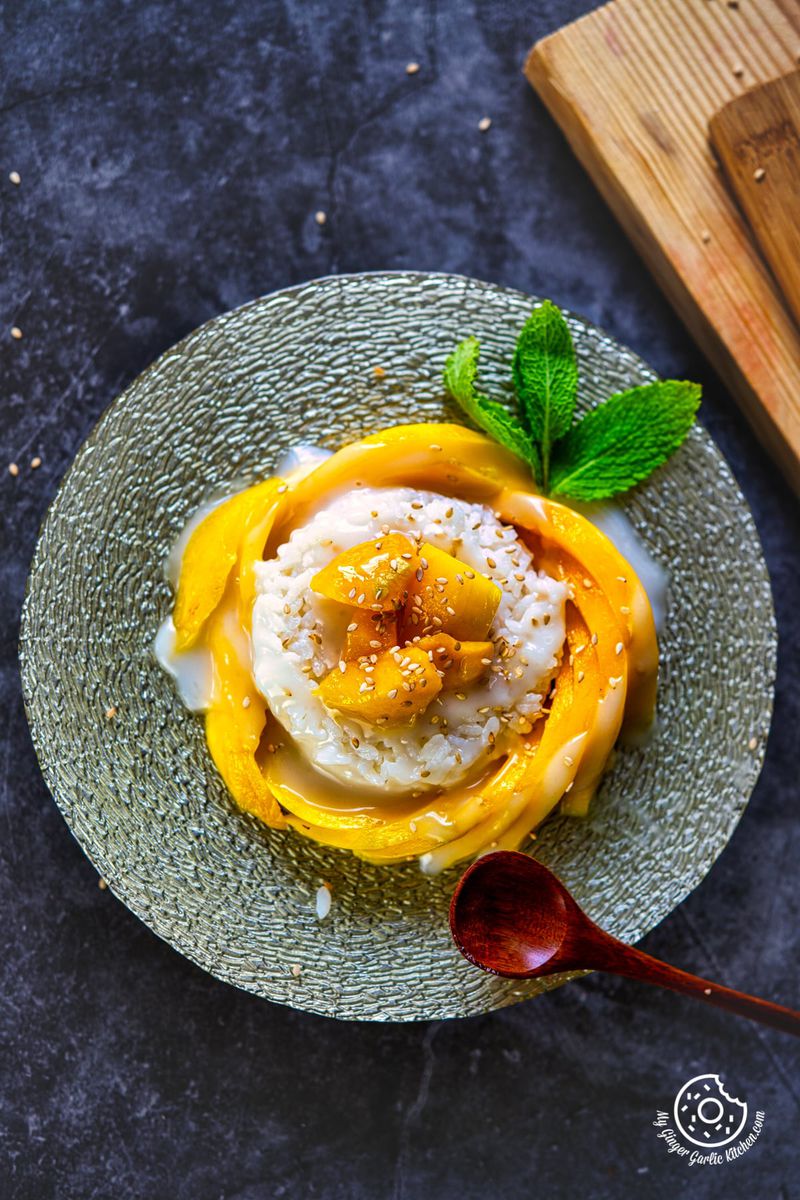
[443,301,700,502]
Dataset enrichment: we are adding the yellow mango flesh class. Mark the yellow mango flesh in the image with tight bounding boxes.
[203,605,286,829]
[536,544,629,817]
[416,633,493,691]
[174,478,282,651]
[496,488,657,734]
[165,423,657,864]
[310,532,417,611]
[267,424,535,552]
[342,609,398,660]
[315,645,442,724]
[419,609,599,871]
[398,542,501,643]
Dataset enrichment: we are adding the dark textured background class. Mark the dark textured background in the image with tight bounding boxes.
[2,2,798,1197]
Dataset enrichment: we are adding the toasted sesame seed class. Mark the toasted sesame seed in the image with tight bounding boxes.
[9,171,20,185]
[315,210,327,225]
[105,706,118,720]
[591,633,598,645]
[577,670,585,682]
[429,443,442,451]
[486,557,497,569]
[703,987,712,995]
[338,660,346,673]
[406,61,420,75]
[620,605,630,615]
[346,622,358,633]
[30,456,41,470]
[748,736,758,750]
[276,483,288,493]
[415,567,423,582]
[563,755,574,766]
[754,166,765,181]
[615,641,623,655]
[10,326,22,339]
[8,462,19,476]
[373,365,386,378]
[291,963,302,977]
[478,116,492,131]
[242,696,251,709]
[420,557,428,569]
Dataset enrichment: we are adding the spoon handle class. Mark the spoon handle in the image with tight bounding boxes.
[592,938,800,1036]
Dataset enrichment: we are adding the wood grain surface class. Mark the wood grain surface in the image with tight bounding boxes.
[710,70,800,331]
[526,0,800,494]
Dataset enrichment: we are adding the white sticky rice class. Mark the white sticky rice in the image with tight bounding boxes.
[251,487,568,793]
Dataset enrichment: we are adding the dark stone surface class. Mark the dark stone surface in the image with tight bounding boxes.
[1,2,798,1196]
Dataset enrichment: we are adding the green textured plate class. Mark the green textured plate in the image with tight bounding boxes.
[19,272,776,1021]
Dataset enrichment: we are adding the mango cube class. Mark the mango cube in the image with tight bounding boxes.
[343,609,398,660]
[310,533,417,611]
[316,646,442,725]
[416,633,494,691]
[399,542,501,643]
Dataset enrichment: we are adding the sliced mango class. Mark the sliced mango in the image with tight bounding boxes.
[167,423,659,867]
[174,478,282,651]
[310,533,417,611]
[416,633,494,691]
[419,609,598,871]
[342,608,398,660]
[267,423,535,551]
[398,542,501,643]
[203,605,285,829]
[316,645,442,725]
[496,488,657,734]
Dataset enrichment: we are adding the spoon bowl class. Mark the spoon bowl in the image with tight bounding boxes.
[450,851,574,976]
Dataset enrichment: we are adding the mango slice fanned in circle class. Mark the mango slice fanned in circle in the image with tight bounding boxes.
[166,422,659,868]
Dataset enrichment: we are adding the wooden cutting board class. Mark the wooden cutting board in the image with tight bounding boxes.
[525,0,800,495]
[710,70,800,331]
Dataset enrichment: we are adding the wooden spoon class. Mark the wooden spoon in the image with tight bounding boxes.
[450,851,800,1035]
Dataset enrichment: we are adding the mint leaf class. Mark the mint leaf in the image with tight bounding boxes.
[512,301,577,490]
[549,380,701,501]
[444,337,540,480]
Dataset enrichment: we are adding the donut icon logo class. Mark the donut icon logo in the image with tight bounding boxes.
[673,1074,748,1149]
